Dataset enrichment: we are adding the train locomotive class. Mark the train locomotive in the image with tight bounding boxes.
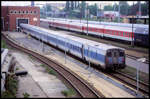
[20,23,126,70]
[40,18,149,46]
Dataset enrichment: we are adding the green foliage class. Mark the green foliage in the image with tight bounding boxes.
[104,5,113,11]
[48,69,57,75]
[61,88,76,97]
[23,92,30,98]
[40,64,45,67]
[16,67,19,70]
[1,91,15,98]
[1,76,18,98]
[81,1,86,18]
[119,1,129,15]
[88,3,98,16]
[29,55,33,59]
[1,39,7,48]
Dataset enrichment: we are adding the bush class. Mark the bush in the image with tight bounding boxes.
[61,88,76,97]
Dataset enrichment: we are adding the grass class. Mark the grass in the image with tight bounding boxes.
[40,64,45,67]
[40,64,57,76]
[16,67,19,70]
[61,88,76,97]
[45,66,57,76]
[1,75,18,98]
[1,39,8,48]
[23,92,30,98]
[119,66,149,83]
[29,54,34,60]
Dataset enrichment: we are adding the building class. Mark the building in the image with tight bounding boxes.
[1,6,40,31]
[97,11,119,19]
[103,11,119,18]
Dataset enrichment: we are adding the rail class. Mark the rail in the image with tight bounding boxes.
[126,54,149,64]
[110,71,149,96]
[2,33,104,98]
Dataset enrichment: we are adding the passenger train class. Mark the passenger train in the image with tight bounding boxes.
[40,18,149,46]
[46,17,149,28]
[20,23,126,70]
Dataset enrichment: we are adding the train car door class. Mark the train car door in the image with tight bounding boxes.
[81,44,84,59]
[112,50,119,64]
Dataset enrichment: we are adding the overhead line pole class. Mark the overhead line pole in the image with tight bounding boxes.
[131,2,134,47]
[87,3,89,36]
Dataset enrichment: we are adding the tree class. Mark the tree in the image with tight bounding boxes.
[71,1,74,10]
[104,5,113,11]
[65,1,69,11]
[81,1,86,18]
[88,3,98,16]
[141,1,149,15]
[43,4,51,12]
[119,1,129,15]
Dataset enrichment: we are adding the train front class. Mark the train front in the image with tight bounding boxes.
[105,48,126,70]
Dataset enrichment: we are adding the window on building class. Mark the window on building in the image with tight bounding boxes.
[18,11,20,14]
[14,11,17,14]
[22,11,24,14]
[10,10,13,14]
[26,11,28,14]
[30,11,32,14]
[34,11,36,14]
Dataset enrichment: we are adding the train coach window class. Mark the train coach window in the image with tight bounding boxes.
[119,52,124,56]
[114,52,117,57]
[107,52,112,57]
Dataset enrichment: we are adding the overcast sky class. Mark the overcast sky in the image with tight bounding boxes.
[1,1,143,7]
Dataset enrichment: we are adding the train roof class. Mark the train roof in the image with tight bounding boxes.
[20,24,124,51]
[42,18,149,28]
[40,18,149,34]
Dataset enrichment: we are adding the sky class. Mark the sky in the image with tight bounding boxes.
[2,1,143,6]
[1,1,145,8]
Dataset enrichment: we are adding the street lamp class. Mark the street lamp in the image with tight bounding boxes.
[136,58,146,95]
[65,40,67,64]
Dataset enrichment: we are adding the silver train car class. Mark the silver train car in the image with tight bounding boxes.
[20,23,126,70]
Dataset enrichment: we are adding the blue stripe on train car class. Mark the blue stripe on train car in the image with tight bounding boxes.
[84,49,105,62]
[108,58,112,64]
[118,57,123,64]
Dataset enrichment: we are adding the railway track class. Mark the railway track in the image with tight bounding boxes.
[3,31,149,97]
[109,71,149,96]
[126,54,149,64]
[2,33,104,98]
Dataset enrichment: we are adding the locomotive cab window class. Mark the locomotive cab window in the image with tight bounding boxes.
[119,52,124,57]
[114,52,117,57]
[107,52,112,57]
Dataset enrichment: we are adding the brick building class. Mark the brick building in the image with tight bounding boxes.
[1,6,40,31]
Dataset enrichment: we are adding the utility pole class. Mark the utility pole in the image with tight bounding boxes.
[118,3,120,23]
[80,5,81,23]
[138,1,141,18]
[136,58,146,95]
[45,3,47,18]
[65,40,67,64]
[131,2,134,47]
[86,3,89,36]
[88,46,90,69]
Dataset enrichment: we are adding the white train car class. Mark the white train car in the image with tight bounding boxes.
[20,23,126,70]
